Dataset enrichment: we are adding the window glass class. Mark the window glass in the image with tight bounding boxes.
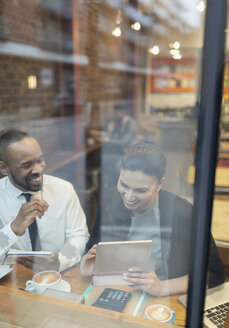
[205,10,229,327]
[0,1,226,327]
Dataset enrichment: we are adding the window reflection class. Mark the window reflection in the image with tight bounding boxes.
[1,0,228,327]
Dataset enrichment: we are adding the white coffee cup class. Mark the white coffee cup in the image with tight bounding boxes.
[25,270,61,294]
[145,304,175,323]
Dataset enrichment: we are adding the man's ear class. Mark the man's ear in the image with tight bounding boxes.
[0,161,8,177]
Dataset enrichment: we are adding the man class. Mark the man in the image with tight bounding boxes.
[104,104,139,153]
[0,129,89,272]
[97,104,139,189]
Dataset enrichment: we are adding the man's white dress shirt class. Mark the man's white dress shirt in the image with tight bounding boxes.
[0,175,89,272]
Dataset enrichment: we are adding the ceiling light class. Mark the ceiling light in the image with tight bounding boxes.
[170,49,180,55]
[131,21,141,31]
[112,26,121,37]
[115,9,122,24]
[149,45,160,55]
[173,41,180,49]
[173,54,182,60]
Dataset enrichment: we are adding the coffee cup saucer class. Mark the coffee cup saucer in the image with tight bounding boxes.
[51,279,71,292]
[25,279,71,294]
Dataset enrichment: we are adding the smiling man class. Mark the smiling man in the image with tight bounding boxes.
[0,129,89,272]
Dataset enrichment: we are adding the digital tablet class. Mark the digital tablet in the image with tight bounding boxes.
[94,240,153,276]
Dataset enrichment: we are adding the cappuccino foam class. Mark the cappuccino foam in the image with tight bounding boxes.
[34,272,59,284]
[148,305,171,321]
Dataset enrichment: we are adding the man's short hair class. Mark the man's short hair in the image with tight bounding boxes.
[0,129,28,161]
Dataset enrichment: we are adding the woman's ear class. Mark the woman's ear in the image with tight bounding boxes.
[156,177,165,192]
[0,161,8,177]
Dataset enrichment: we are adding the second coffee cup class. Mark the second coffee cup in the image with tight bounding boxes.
[145,304,176,323]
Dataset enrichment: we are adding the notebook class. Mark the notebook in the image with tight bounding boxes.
[3,249,53,265]
[178,282,229,328]
[0,265,13,279]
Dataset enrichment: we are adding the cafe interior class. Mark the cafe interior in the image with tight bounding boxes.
[0,0,229,327]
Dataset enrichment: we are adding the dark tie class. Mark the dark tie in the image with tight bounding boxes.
[22,193,41,251]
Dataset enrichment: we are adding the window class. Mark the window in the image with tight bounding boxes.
[0,1,228,327]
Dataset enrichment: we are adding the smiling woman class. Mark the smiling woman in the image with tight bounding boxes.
[80,142,225,296]
[117,170,160,216]
[117,143,166,216]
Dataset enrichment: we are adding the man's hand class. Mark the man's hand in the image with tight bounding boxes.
[80,244,97,276]
[16,252,60,272]
[11,200,49,236]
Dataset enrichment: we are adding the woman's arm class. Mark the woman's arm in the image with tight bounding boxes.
[80,244,97,276]
[123,267,189,297]
[207,235,225,288]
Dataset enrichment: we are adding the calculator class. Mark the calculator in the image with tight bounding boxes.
[92,288,131,312]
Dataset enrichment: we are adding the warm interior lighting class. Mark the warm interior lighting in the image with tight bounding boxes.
[173,41,180,49]
[196,1,205,12]
[28,75,37,89]
[112,26,121,37]
[173,54,182,60]
[131,21,141,31]
[115,9,122,24]
[169,41,180,49]
[149,45,160,55]
[170,49,180,55]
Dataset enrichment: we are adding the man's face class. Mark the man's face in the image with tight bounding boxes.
[5,137,45,192]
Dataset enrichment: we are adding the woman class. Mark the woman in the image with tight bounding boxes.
[80,142,225,296]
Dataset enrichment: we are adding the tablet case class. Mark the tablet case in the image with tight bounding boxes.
[92,240,153,286]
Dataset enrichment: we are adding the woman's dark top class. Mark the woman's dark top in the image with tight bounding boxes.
[87,189,225,288]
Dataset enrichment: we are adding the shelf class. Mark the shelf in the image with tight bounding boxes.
[152,87,195,93]
[150,58,196,94]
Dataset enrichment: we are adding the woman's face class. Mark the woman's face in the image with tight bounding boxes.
[117,168,162,216]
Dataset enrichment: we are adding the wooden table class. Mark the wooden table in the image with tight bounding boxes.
[0,264,187,328]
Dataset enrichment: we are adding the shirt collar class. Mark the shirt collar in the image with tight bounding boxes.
[6,176,40,199]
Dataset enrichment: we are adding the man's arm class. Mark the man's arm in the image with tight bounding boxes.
[0,225,19,262]
[58,184,89,272]
[11,200,49,236]
[0,200,48,262]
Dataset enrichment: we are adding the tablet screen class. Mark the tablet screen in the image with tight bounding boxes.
[94,240,153,275]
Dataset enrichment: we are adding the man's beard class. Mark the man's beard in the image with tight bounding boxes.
[10,172,43,192]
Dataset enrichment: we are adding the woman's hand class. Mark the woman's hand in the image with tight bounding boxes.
[123,267,165,297]
[80,244,97,276]
[123,268,189,296]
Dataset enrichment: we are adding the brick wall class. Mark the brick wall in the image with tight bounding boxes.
[0,0,148,148]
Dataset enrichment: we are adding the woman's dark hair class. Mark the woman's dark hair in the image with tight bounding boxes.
[120,142,167,181]
[0,129,28,161]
